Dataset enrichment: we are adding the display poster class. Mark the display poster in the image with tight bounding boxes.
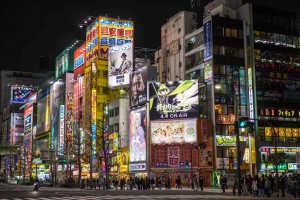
[203,16,212,61]
[151,120,197,144]
[11,85,35,103]
[24,105,33,136]
[129,107,146,162]
[37,94,50,134]
[108,43,133,87]
[130,66,147,106]
[149,80,199,120]
[74,42,86,78]
[98,16,134,60]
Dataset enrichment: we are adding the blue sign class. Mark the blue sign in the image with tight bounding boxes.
[203,18,212,60]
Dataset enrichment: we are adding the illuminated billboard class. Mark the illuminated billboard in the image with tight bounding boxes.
[148,80,199,120]
[129,106,146,162]
[11,85,35,103]
[24,105,33,136]
[86,16,134,64]
[37,90,50,135]
[151,119,197,144]
[59,105,65,155]
[130,66,157,107]
[55,46,75,79]
[74,42,86,79]
[108,43,133,87]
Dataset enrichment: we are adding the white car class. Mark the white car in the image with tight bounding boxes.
[7,177,18,184]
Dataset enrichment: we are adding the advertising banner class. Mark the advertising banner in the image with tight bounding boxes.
[129,107,146,162]
[59,105,65,155]
[55,47,75,79]
[98,16,134,60]
[130,67,147,106]
[203,16,212,61]
[24,105,33,136]
[151,120,197,144]
[149,80,199,120]
[108,43,133,87]
[11,85,35,103]
[74,42,86,78]
[86,20,99,65]
[37,94,50,134]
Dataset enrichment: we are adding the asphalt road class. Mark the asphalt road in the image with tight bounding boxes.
[0,183,290,199]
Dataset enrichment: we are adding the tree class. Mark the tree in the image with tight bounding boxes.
[72,122,92,187]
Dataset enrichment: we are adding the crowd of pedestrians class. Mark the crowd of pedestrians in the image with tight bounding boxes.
[228,173,300,198]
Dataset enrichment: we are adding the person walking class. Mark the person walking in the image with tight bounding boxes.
[199,175,204,191]
[233,175,238,195]
[220,175,227,194]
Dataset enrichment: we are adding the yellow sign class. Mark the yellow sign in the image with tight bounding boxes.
[119,165,128,172]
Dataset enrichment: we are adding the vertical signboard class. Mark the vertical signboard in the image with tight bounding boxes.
[59,105,65,155]
[91,62,97,158]
[248,67,254,121]
[108,43,133,87]
[66,92,73,144]
[24,106,33,136]
[84,66,92,130]
[203,16,213,80]
[129,106,146,163]
[74,42,86,78]
[86,20,99,65]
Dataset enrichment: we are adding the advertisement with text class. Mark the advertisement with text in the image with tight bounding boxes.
[149,80,199,120]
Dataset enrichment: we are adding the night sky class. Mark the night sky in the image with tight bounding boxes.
[0,0,298,72]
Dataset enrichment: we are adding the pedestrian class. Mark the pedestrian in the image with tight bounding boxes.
[199,175,204,191]
[220,175,227,193]
[251,175,258,197]
[233,175,238,195]
[150,177,155,190]
[158,178,162,190]
[279,175,286,197]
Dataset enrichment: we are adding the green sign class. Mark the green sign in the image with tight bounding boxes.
[260,162,287,170]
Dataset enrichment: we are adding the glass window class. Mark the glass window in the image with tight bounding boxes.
[114,107,119,116]
[109,109,114,117]
[231,29,238,38]
[114,123,119,132]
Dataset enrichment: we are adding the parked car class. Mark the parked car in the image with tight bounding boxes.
[7,177,18,184]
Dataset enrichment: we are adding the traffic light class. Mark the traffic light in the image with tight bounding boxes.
[185,161,189,168]
[238,116,248,128]
[248,122,255,133]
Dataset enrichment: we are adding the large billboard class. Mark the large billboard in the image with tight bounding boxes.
[129,106,146,162]
[86,16,134,64]
[11,85,35,103]
[130,65,157,107]
[151,119,197,144]
[55,46,75,79]
[148,80,199,120]
[74,42,86,79]
[37,90,50,135]
[108,43,133,87]
[24,105,33,136]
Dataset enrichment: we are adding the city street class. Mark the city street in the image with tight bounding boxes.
[0,183,290,200]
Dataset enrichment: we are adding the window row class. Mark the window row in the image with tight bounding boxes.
[254,30,300,49]
[109,107,119,117]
